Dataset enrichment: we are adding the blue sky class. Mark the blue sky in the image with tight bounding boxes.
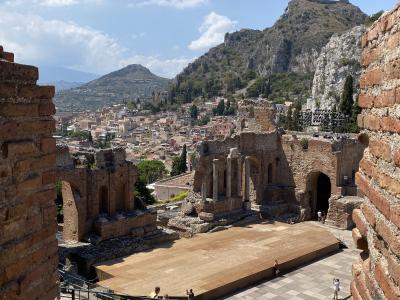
[0,0,397,81]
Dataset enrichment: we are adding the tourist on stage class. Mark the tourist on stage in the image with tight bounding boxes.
[186,288,195,300]
[333,278,340,300]
[317,210,322,222]
[273,259,280,276]
[149,286,161,298]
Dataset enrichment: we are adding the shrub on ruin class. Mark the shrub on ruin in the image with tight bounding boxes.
[300,138,309,150]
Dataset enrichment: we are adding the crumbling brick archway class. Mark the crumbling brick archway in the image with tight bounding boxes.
[305,171,332,219]
[246,156,262,204]
[61,180,85,241]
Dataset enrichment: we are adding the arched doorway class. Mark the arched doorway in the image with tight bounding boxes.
[99,186,109,214]
[306,172,332,219]
[315,173,331,214]
[61,181,82,241]
[267,163,273,184]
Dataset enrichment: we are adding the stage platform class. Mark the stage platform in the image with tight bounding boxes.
[95,222,339,300]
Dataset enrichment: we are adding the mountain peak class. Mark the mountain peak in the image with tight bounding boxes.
[123,64,152,73]
[54,64,171,111]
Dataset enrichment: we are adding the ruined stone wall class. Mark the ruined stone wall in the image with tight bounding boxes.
[0,47,59,299]
[352,5,400,299]
[56,147,140,242]
[237,99,276,133]
[193,130,364,221]
[193,132,279,199]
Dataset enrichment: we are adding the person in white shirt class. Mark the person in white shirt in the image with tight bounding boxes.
[333,278,340,300]
[317,210,322,222]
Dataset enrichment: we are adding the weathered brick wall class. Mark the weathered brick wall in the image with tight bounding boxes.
[0,47,59,299]
[352,5,400,300]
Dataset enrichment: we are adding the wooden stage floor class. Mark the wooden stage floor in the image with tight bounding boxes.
[95,222,339,299]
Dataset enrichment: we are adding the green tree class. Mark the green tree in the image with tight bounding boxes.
[198,115,210,126]
[137,160,167,184]
[68,130,90,141]
[340,75,354,117]
[213,99,225,116]
[224,99,235,115]
[134,179,155,205]
[190,104,198,120]
[88,131,93,143]
[366,10,384,25]
[339,75,360,133]
[285,106,293,130]
[171,145,188,176]
[292,101,302,131]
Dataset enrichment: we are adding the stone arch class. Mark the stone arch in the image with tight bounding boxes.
[245,156,261,204]
[61,181,84,242]
[306,171,332,219]
[268,163,273,184]
[99,186,109,214]
[115,183,126,212]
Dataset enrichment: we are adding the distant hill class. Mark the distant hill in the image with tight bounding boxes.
[54,65,171,111]
[38,66,99,84]
[48,81,84,92]
[170,0,367,104]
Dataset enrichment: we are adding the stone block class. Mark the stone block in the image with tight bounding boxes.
[199,212,214,222]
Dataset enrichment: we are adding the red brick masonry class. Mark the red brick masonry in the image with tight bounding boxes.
[0,47,59,299]
[352,5,400,300]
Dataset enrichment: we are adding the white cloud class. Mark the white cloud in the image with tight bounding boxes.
[0,10,193,78]
[4,0,103,7]
[189,11,236,51]
[131,32,146,40]
[36,0,79,6]
[130,0,208,9]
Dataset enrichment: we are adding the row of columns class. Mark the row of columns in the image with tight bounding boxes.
[206,148,251,202]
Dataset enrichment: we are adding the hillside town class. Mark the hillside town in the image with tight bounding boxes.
[54,99,252,171]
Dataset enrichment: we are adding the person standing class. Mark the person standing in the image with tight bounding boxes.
[333,278,340,300]
[186,289,195,300]
[273,259,280,276]
[317,210,322,222]
[149,286,161,299]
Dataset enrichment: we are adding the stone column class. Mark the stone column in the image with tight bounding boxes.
[201,182,207,201]
[213,159,219,201]
[226,156,232,198]
[237,156,242,198]
[244,156,251,202]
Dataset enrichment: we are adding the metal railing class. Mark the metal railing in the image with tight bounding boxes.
[59,264,182,300]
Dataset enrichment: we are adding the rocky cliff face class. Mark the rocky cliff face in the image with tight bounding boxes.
[171,0,367,103]
[307,25,366,110]
[253,0,366,75]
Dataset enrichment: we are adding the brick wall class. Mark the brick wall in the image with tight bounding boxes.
[352,5,400,300]
[0,47,59,299]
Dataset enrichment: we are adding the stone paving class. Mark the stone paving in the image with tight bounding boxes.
[224,222,360,300]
